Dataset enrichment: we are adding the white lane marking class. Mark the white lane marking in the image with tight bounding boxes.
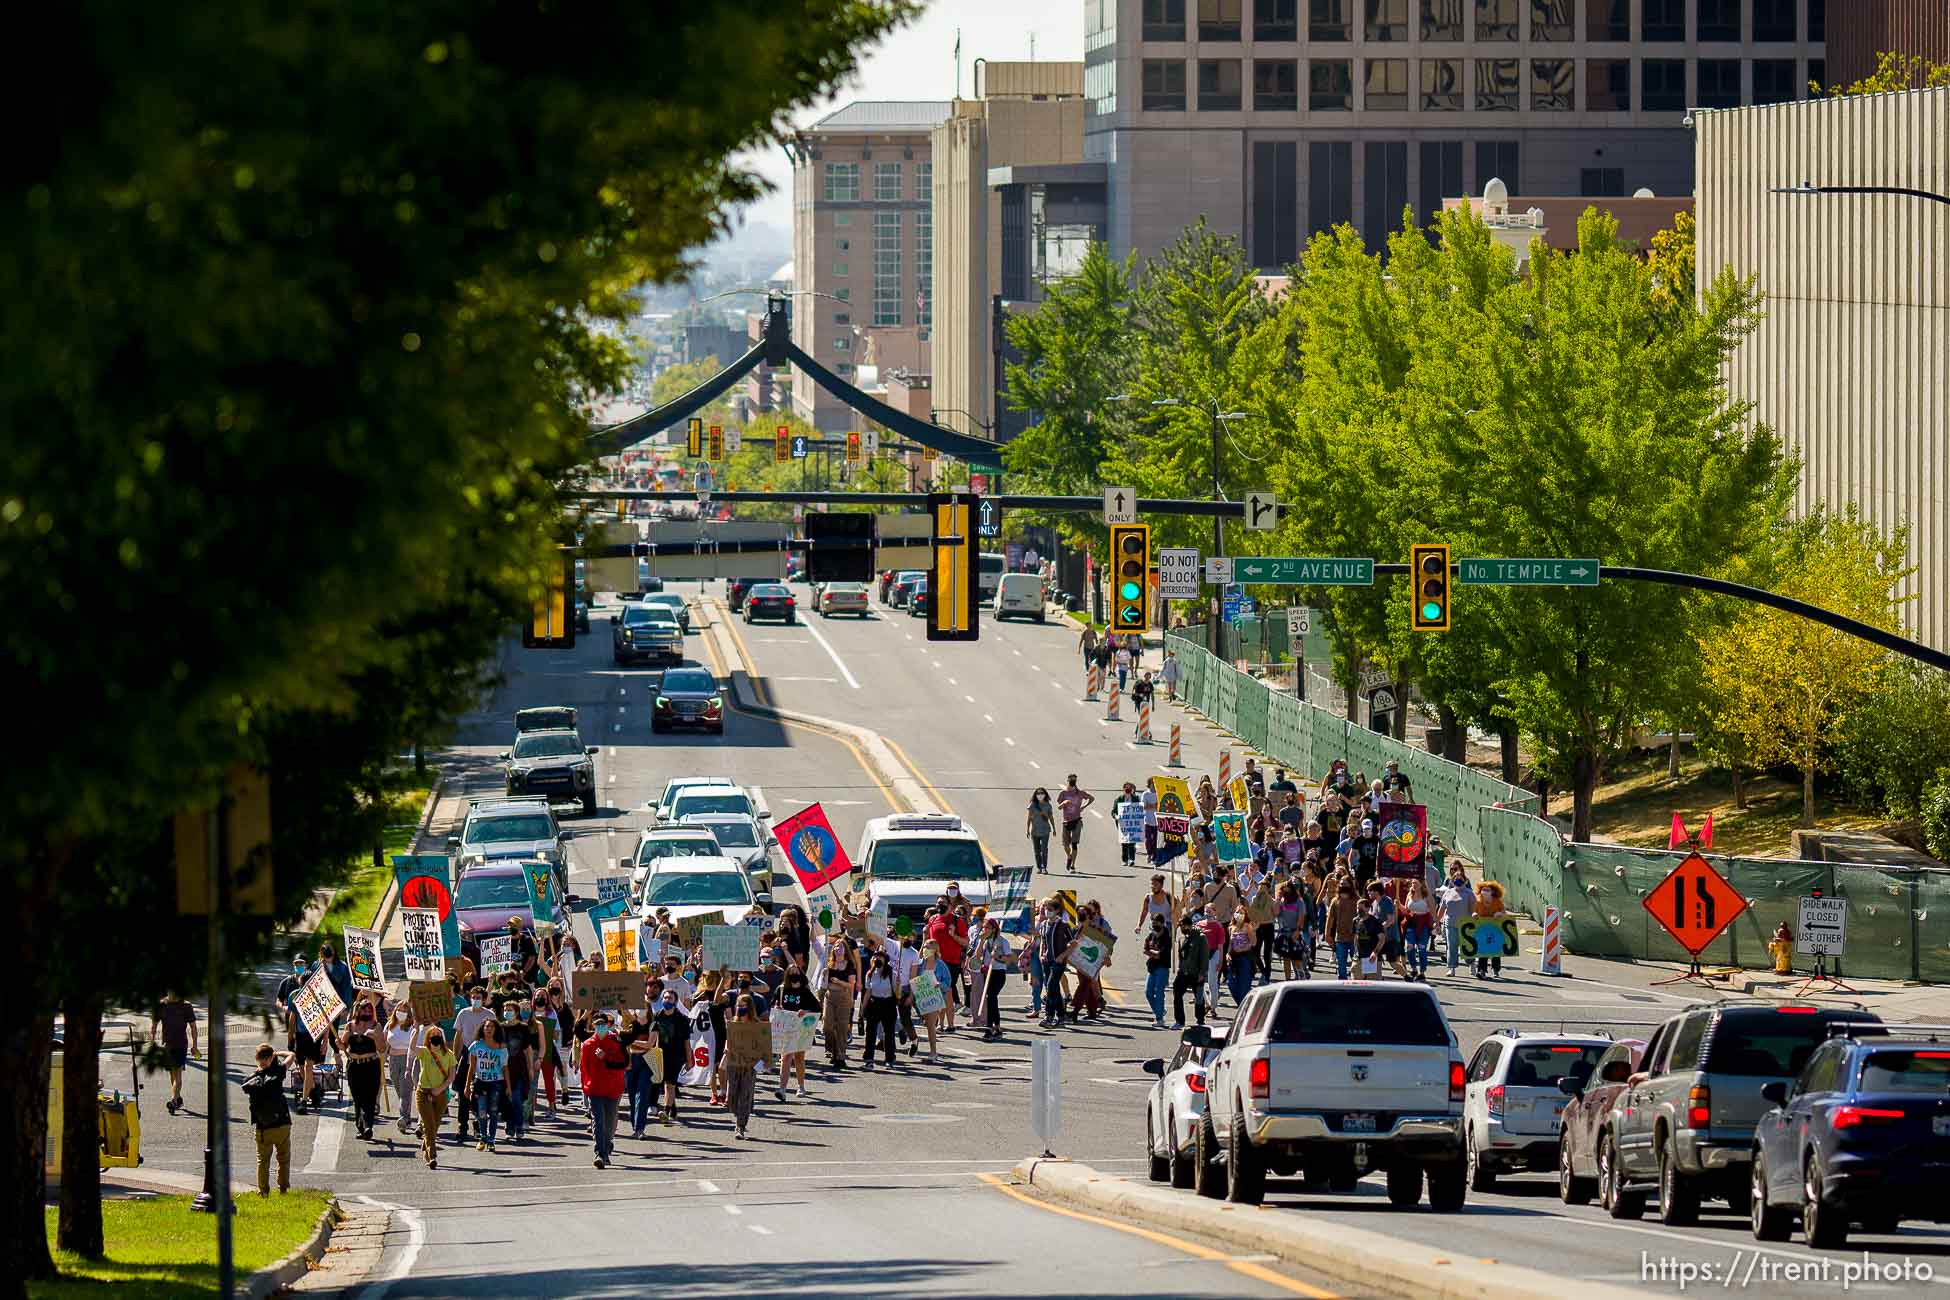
[303,1108,345,1174]
[799,616,860,689]
[948,677,959,686]
[965,695,976,704]
[697,1178,720,1194]
[350,1196,424,1300]
[723,1203,743,1216]
[984,714,994,723]
[1004,737,1016,747]
[1091,808,1106,820]
[619,687,627,696]
[1028,760,1041,770]
[617,704,626,712]
[612,723,622,733]
[748,1224,775,1236]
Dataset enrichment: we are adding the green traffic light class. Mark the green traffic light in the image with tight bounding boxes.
[1421,601,1443,621]
[1119,581,1142,600]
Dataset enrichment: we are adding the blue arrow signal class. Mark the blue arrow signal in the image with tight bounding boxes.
[791,436,808,459]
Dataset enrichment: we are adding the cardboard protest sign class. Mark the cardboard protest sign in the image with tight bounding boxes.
[701,923,761,971]
[910,971,948,1018]
[293,969,344,1043]
[1459,916,1520,959]
[770,1008,815,1056]
[344,926,386,992]
[1213,812,1250,863]
[408,980,454,1027]
[570,970,639,1014]
[1067,923,1115,978]
[725,1020,772,1070]
[639,935,665,970]
[595,874,627,905]
[479,935,515,976]
[601,918,639,971]
[401,907,444,981]
[1117,800,1146,845]
[1230,776,1251,812]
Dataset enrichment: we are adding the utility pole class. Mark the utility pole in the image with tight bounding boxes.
[1208,405,1224,655]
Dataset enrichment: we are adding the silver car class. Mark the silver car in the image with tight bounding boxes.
[678,812,773,893]
[1144,1025,1228,1189]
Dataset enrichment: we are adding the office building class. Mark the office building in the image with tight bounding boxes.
[1824,0,1949,87]
[1081,0,1826,267]
[790,100,953,432]
[1695,86,1948,650]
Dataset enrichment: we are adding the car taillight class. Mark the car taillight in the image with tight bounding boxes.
[1550,1045,1583,1053]
[1775,1005,1818,1014]
[1186,1073,1206,1094]
[1832,1106,1905,1129]
[1249,1058,1270,1100]
[1686,1085,1711,1129]
[1486,1085,1505,1118]
[1450,1061,1466,1102]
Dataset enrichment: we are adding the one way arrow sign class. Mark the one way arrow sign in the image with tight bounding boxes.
[1103,487,1137,525]
[977,499,1002,538]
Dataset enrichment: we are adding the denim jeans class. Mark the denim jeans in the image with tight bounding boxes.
[1405,932,1431,978]
[1172,975,1206,1026]
[1027,950,1044,1015]
[1226,951,1255,1006]
[1145,966,1168,1022]
[1444,919,1462,974]
[501,1075,529,1140]
[473,1080,504,1144]
[1333,941,1355,980]
[1030,835,1050,872]
[626,1057,656,1133]
[588,1095,618,1162]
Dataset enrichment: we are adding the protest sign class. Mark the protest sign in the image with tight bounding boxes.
[1213,811,1250,863]
[595,874,627,905]
[701,923,761,971]
[725,1020,773,1070]
[1459,916,1520,959]
[392,854,461,957]
[480,935,515,976]
[570,971,639,1014]
[679,999,717,1086]
[344,926,386,992]
[1067,923,1115,978]
[293,970,344,1043]
[910,971,948,1018]
[1116,801,1146,845]
[587,893,632,923]
[993,865,1033,914]
[602,918,640,971]
[771,803,855,894]
[770,1008,815,1056]
[522,860,558,929]
[1230,776,1251,812]
[400,907,444,981]
[639,935,665,970]
[407,980,454,1026]
[1375,803,1429,881]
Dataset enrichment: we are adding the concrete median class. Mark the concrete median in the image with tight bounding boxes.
[1011,1157,1643,1300]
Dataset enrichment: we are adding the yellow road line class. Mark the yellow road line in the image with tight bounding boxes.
[715,603,774,708]
[975,1173,1340,1299]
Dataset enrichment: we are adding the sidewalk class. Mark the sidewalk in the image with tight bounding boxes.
[1554,948,1950,1020]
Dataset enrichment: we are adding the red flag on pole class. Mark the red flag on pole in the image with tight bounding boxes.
[1701,812,1714,849]
[1668,812,1687,849]
[770,803,855,895]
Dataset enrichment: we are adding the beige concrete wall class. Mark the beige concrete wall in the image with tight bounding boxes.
[983,61,1085,99]
[1695,87,1949,651]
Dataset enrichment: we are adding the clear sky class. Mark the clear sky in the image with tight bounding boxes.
[729,0,1084,234]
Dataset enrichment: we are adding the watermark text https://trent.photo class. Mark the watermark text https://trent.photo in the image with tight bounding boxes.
[1642,1250,1936,1291]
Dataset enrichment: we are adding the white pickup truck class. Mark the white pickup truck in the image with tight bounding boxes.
[1196,980,1469,1210]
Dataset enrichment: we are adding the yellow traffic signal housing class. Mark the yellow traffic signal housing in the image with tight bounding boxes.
[775,427,790,463]
[846,431,862,462]
[1110,522,1151,634]
[175,766,276,917]
[522,550,576,649]
[927,492,979,641]
[708,425,725,461]
[686,417,703,458]
[1410,543,1451,632]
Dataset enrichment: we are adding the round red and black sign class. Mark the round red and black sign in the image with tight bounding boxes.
[400,874,453,920]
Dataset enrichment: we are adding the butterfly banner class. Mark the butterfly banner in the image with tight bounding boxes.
[1213,811,1250,863]
[1375,803,1429,880]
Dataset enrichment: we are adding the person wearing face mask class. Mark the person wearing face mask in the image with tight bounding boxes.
[621,1008,657,1140]
[498,1000,534,1144]
[650,992,691,1125]
[860,951,899,1068]
[1025,788,1055,874]
[273,956,324,1112]
[724,995,763,1138]
[579,1013,628,1167]
[464,1018,508,1152]
[889,932,921,1055]
[415,1028,456,1167]
[771,965,820,1099]
[385,1004,421,1135]
[451,986,494,1142]
[339,1000,383,1140]
[533,987,564,1122]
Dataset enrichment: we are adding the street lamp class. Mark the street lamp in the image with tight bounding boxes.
[1771,180,1950,207]
[1153,397,1248,651]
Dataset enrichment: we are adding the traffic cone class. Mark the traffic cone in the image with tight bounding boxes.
[1085,664,1101,701]
[1104,686,1121,721]
[1136,696,1153,742]
[1167,723,1184,767]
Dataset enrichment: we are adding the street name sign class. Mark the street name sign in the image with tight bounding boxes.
[1103,487,1137,525]
[1156,548,1200,599]
[1230,556,1375,586]
[1457,558,1600,587]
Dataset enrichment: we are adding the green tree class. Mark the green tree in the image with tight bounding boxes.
[2,0,911,1279]
[1819,50,1950,95]
[1834,662,1950,819]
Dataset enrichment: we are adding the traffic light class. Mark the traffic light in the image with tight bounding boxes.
[928,492,980,641]
[1110,523,1151,634]
[522,549,576,648]
[846,431,862,462]
[776,427,790,463]
[1410,542,1451,632]
[686,417,703,458]
[174,765,276,917]
[708,424,724,461]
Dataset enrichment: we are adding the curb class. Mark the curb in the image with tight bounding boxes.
[368,769,448,938]
[1011,1159,1642,1300]
[242,1196,338,1300]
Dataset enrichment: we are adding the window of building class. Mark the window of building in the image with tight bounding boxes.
[833,312,851,324]
[1086,57,1119,114]
[1421,0,1463,40]
[1363,140,1408,254]
[1808,58,1825,92]
[836,239,850,251]
[1418,140,1462,230]
[874,162,902,201]
[1252,140,1299,268]
[1642,58,1685,110]
[823,162,860,202]
[1586,0,1628,40]
[834,287,849,301]
[833,261,850,276]
[833,336,851,351]
[1307,140,1353,235]
[1256,0,1299,40]
[1696,0,1739,41]
[1531,58,1573,110]
[1753,58,1798,103]
[1309,58,1353,109]
[1142,59,1187,110]
[835,362,853,375]
[834,212,852,226]
[1698,58,1740,107]
[1364,59,1410,109]
[1580,167,1625,196]
[1143,0,1186,40]
[1254,59,1300,110]
[1642,0,1682,41]
[1199,58,1244,110]
[1310,0,1352,41]
[1421,57,1464,109]
[1530,0,1570,39]
[1753,0,1795,41]
[915,209,932,327]
[1199,0,1242,40]
[873,210,902,326]
[1476,139,1519,193]
[1586,57,1630,108]
[1809,0,1824,42]
[1475,58,1519,109]
[1475,0,1517,40]
[916,161,932,200]
[1366,0,1408,41]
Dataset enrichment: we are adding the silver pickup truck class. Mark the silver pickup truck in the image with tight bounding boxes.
[1196,980,1469,1209]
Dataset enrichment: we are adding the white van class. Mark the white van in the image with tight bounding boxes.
[852,813,991,929]
[993,571,1046,622]
[978,552,1007,601]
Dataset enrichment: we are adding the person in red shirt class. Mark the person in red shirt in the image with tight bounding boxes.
[924,903,968,1032]
[578,1013,628,1168]
[1198,911,1227,1016]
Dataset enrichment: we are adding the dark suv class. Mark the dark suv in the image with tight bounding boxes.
[1605,1000,1880,1225]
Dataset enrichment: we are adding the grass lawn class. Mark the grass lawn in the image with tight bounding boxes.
[1588,750,1883,857]
[311,779,431,950]
[34,1192,334,1299]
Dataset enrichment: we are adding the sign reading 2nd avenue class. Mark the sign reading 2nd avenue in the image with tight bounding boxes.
[1456,558,1601,587]
[1228,557,1375,586]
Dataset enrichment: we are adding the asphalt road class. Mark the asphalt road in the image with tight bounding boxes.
[123,584,1950,1297]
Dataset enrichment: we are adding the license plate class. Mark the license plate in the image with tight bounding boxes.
[1343,1112,1375,1133]
[1933,1116,1950,1136]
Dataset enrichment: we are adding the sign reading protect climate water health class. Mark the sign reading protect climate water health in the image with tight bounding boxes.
[400,907,444,981]
[1457,557,1601,587]
[1228,557,1375,586]
[700,923,761,972]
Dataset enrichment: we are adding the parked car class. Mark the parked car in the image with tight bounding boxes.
[1751,1024,1950,1248]
[1556,1037,1647,1205]
[651,665,724,735]
[1197,981,1467,1209]
[1604,1000,1881,1225]
[1461,1031,1612,1191]
[817,581,870,617]
[1144,1024,1229,1189]
[743,583,797,624]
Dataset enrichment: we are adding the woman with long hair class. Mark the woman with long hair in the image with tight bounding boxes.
[724,994,763,1138]
[822,935,858,1069]
[384,1003,420,1135]
[464,1017,507,1152]
[1025,788,1055,874]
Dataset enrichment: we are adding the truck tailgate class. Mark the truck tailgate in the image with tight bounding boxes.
[1268,1044,1453,1114]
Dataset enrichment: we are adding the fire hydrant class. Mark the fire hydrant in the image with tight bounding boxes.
[1767,921,1794,974]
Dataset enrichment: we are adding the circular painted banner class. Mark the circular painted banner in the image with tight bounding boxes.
[782,823,841,885]
[400,874,453,920]
[1378,813,1425,866]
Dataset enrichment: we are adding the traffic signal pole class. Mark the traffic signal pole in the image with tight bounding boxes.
[1208,407,1224,655]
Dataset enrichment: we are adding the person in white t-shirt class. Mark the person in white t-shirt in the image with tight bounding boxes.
[888,934,923,1056]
